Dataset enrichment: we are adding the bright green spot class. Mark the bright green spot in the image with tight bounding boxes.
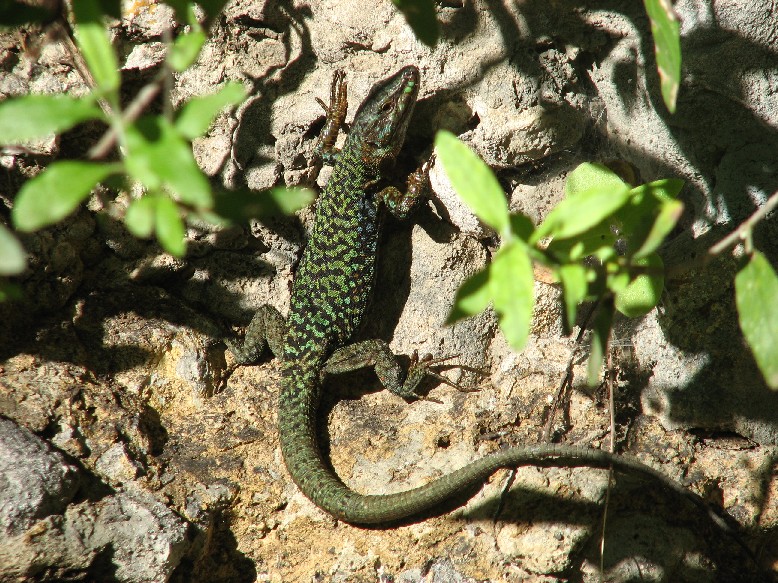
[0,224,26,275]
[391,0,439,46]
[166,0,229,24]
[125,116,212,208]
[644,0,681,113]
[614,253,664,318]
[155,195,186,257]
[533,162,630,243]
[546,220,616,263]
[72,0,120,94]
[175,82,247,139]
[0,94,103,145]
[617,178,684,257]
[434,130,510,238]
[735,251,778,389]
[12,161,120,232]
[491,241,534,351]
[509,213,535,242]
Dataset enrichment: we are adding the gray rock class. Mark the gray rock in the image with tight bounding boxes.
[0,491,190,583]
[0,417,80,537]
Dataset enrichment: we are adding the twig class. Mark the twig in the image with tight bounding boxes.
[53,8,169,161]
[708,189,778,257]
[87,76,165,160]
[541,300,599,442]
[599,347,617,579]
[493,302,598,523]
[668,189,778,280]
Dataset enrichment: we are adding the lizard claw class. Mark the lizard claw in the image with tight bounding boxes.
[313,70,349,162]
[408,350,487,395]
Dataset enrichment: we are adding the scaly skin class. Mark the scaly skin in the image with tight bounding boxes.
[229,66,742,540]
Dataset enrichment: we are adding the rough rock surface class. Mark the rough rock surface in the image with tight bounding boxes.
[1,0,777,581]
[0,417,80,537]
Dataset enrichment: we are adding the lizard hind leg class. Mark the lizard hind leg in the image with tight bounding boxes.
[225,304,286,365]
[321,339,481,400]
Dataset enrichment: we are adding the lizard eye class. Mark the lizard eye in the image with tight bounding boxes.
[380,101,393,113]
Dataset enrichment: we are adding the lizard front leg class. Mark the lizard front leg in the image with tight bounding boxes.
[378,159,430,219]
[313,69,348,165]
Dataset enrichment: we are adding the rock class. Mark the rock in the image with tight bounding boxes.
[0,491,190,583]
[0,417,80,538]
[95,442,144,485]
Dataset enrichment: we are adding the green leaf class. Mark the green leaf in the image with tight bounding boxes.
[12,161,120,232]
[72,0,120,94]
[617,178,684,257]
[546,221,617,263]
[0,94,104,145]
[102,1,123,19]
[125,195,158,238]
[490,241,535,351]
[175,82,247,139]
[532,182,631,243]
[167,29,206,72]
[644,0,681,113]
[391,0,438,47]
[155,195,186,257]
[0,281,22,302]
[565,162,627,198]
[614,254,664,318]
[632,198,683,259]
[642,177,684,201]
[125,116,212,208]
[509,213,535,242]
[434,130,510,237]
[212,187,314,223]
[587,299,614,386]
[735,251,778,388]
[558,263,588,332]
[0,224,26,275]
[447,266,492,324]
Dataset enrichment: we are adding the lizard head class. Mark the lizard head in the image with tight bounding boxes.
[350,65,420,168]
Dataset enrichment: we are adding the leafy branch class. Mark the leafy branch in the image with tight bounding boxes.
[0,0,313,294]
[435,131,778,390]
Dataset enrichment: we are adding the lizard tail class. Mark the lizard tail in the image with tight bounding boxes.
[278,372,729,529]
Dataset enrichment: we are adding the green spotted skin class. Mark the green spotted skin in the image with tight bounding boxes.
[262,66,740,536]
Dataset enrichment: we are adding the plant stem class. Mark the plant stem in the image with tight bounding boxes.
[708,189,778,257]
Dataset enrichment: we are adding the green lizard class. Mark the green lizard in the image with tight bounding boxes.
[227,66,741,534]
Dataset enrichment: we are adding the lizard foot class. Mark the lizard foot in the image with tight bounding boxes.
[406,351,487,401]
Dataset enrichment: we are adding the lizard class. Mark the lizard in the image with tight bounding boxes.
[226,65,745,537]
